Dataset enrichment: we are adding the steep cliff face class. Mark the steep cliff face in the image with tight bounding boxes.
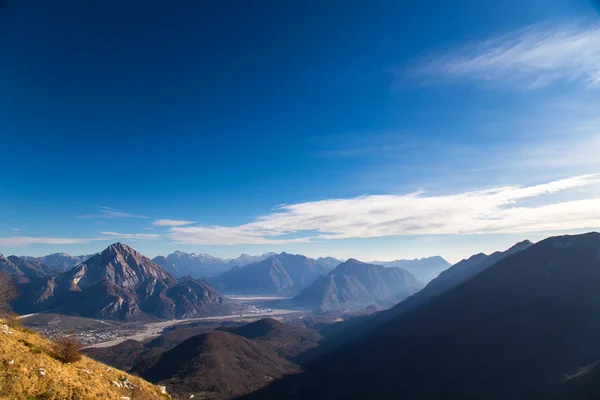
[19,243,232,320]
[59,243,175,290]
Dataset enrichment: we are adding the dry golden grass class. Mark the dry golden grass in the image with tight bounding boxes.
[0,321,171,400]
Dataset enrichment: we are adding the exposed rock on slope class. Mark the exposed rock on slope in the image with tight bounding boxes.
[15,243,232,320]
[292,259,422,311]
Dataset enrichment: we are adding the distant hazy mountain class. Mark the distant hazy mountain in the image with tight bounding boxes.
[208,252,328,295]
[370,256,451,284]
[228,253,277,267]
[152,251,276,278]
[247,234,600,400]
[315,257,343,271]
[292,259,422,311]
[13,243,232,320]
[23,253,95,272]
[152,251,230,278]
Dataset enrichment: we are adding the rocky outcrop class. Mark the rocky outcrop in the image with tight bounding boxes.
[18,243,232,320]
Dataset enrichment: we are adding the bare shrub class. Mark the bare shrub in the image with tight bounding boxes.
[51,336,83,364]
[0,273,17,316]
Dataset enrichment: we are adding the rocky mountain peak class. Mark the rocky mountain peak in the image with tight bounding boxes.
[508,239,533,252]
[335,258,370,272]
[292,258,421,311]
[104,242,139,258]
[24,243,231,320]
[0,254,20,275]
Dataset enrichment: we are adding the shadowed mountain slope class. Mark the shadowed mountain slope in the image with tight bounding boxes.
[243,233,600,400]
[131,330,300,399]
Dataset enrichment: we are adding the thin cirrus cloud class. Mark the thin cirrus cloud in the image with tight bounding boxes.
[79,206,148,219]
[0,236,93,246]
[99,232,161,240]
[153,219,196,227]
[407,22,600,89]
[0,232,161,246]
[168,174,600,245]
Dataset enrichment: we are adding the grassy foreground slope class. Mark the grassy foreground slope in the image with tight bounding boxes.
[0,320,170,400]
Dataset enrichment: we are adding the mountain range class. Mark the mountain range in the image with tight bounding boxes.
[244,232,600,399]
[16,232,600,399]
[292,259,423,311]
[6,249,456,287]
[0,254,56,281]
[370,255,451,284]
[1,245,452,317]
[152,251,277,278]
[23,252,97,272]
[207,252,333,295]
[8,243,233,320]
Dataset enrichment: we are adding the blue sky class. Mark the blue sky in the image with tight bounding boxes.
[1,0,600,262]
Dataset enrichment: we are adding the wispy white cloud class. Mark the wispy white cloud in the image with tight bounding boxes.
[409,22,600,90]
[168,174,600,245]
[99,232,161,240]
[79,207,148,219]
[0,237,92,246]
[153,219,196,227]
[11,228,20,233]
[0,231,162,246]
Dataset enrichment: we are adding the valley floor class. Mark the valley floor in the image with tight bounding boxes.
[84,308,303,349]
